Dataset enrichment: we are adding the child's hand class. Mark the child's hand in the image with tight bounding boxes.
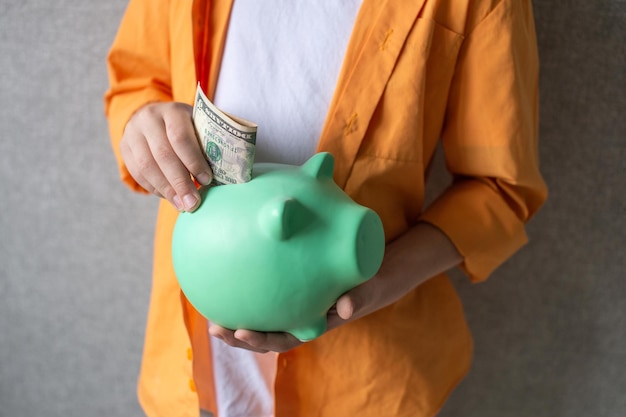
[120,102,213,212]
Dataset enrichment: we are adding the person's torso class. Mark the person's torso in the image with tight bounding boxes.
[148,1,477,416]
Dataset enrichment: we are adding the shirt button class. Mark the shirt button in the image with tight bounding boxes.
[189,379,197,392]
[187,347,193,361]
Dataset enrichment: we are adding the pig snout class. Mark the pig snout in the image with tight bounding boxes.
[330,205,385,285]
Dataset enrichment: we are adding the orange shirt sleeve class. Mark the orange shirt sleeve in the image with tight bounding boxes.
[420,0,548,282]
[103,0,174,193]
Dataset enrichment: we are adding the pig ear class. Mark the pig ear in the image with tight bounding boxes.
[301,152,334,180]
[260,197,312,241]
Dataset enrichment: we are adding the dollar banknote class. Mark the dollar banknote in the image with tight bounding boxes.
[192,84,257,185]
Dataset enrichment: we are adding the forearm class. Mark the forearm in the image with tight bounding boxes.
[380,221,462,292]
[330,221,462,325]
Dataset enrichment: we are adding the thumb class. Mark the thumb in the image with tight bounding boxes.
[335,289,364,320]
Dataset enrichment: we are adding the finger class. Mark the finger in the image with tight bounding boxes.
[126,131,186,210]
[122,135,171,201]
[234,329,302,353]
[209,325,269,353]
[141,117,201,212]
[336,292,357,320]
[121,139,157,194]
[162,103,213,186]
[338,276,381,321]
[326,313,343,331]
[327,290,367,331]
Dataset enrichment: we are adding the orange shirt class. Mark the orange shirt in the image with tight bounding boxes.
[104,1,547,416]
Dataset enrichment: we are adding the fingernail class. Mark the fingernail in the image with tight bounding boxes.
[173,195,184,211]
[183,193,198,211]
[196,172,212,186]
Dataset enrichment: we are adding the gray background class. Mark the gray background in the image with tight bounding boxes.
[0,1,624,416]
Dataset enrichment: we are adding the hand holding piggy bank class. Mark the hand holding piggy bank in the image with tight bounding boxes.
[171,152,384,341]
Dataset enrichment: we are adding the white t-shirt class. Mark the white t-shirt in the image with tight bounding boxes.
[213,0,362,166]
[210,1,361,416]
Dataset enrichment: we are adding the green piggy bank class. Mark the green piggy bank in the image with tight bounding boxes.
[171,152,384,341]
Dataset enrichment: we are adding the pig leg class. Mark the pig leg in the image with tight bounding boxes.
[287,317,327,341]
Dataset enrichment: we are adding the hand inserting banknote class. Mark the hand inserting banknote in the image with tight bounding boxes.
[192,84,258,185]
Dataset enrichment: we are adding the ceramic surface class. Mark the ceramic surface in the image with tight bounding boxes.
[172,153,385,340]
